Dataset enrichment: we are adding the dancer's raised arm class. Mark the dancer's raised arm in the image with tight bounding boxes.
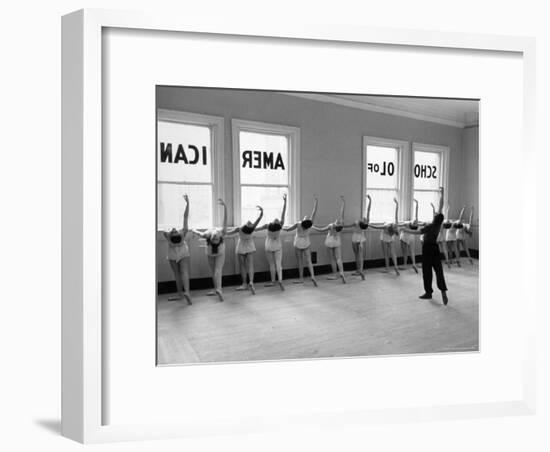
[467,206,475,235]
[393,197,399,224]
[280,194,287,227]
[414,199,419,223]
[366,194,372,224]
[182,194,189,233]
[438,187,445,215]
[219,199,228,235]
[458,205,466,223]
[339,195,345,223]
[310,195,319,223]
[251,206,264,230]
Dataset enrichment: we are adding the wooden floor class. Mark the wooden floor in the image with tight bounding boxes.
[157,261,479,365]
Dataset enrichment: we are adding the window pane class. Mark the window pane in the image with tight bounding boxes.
[239,131,289,185]
[158,183,213,229]
[413,190,440,223]
[366,189,398,224]
[157,120,212,183]
[366,145,398,189]
[413,151,441,190]
[241,186,288,225]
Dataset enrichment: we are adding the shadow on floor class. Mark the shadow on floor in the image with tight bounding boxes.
[34,418,61,435]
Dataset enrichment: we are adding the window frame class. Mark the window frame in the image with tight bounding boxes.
[362,135,410,222]
[157,109,225,229]
[231,118,300,226]
[411,142,449,220]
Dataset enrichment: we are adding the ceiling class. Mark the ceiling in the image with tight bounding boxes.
[286,93,479,128]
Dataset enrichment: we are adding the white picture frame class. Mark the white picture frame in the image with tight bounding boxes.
[62,8,537,443]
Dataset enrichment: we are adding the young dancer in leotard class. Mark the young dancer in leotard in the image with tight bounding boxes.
[313,196,347,283]
[283,195,318,286]
[161,194,192,305]
[398,198,420,274]
[369,198,400,276]
[192,199,229,302]
[255,194,287,290]
[226,206,264,294]
[455,205,474,265]
[343,194,371,280]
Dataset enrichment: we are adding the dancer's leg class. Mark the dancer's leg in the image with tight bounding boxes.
[358,243,365,279]
[213,254,225,301]
[294,247,304,283]
[305,248,317,286]
[381,241,390,272]
[390,243,400,276]
[352,242,361,275]
[180,257,192,304]
[274,249,284,290]
[206,256,217,296]
[236,254,248,290]
[335,246,346,283]
[168,260,183,300]
[326,247,338,280]
[265,251,276,286]
[247,253,256,294]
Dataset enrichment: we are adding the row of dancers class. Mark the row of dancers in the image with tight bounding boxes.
[162,191,475,304]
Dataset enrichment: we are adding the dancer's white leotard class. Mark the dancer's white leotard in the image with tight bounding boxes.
[236,228,256,254]
[380,223,397,243]
[294,223,311,249]
[446,227,457,242]
[265,224,283,252]
[400,222,418,245]
[205,230,225,257]
[455,223,468,241]
[166,230,190,262]
[351,221,367,244]
[325,223,343,248]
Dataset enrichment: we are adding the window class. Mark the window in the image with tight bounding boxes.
[412,143,449,222]
[363,137,408,223]
[232,119,300,225]
[157,110,224,229]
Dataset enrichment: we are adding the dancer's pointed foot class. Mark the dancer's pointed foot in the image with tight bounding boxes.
[183,293,192,305]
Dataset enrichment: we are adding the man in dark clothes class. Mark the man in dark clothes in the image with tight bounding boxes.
[402,187,449,305]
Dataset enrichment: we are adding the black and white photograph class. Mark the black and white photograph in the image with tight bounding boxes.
[155,87,479,365]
